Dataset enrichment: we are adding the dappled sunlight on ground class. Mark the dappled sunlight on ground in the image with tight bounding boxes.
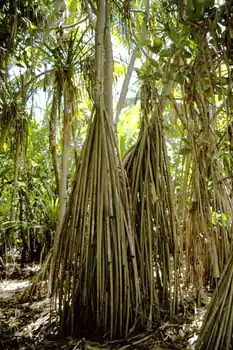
[0,280,31,299]
[0,262,210,349]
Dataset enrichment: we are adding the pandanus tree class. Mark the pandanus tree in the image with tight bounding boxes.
[44,0,186,340]
[0,73,29,248]
[0,0,51,145]
[175,77,233,303]
[10,0,233,345]
[41,28,90,231]
[49,0,143,339]
[0,0,55,260]
[189,1,233,348]
[124,80,179,324]
[171,3,233,304]
[195,253,233,349]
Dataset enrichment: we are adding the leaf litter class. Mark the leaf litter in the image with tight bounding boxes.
[0,263,210,349]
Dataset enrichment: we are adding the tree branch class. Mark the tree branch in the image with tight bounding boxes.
[114,48,137,128]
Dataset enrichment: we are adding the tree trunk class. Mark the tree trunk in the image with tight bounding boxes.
[0,126,10,151]
[49,91,60,195]
[104,0,113,123]
[57,84,71,232]
[19,192,27,268]
[114,49,137,127]
[95,0,106,107]
[11,141,20,221]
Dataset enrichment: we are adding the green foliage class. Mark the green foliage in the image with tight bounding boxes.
[1,0,233,345]
[117,105,140,154]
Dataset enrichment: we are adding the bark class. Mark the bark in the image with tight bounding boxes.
[71,123,79,167]
[11,141,20,221]
[95,0,106,107]
[57,84,71,232]
[49,81,72,293]
[0,126,10,151]
[19,193,27,267]
[83,0,96,27]
[114,0,149,128]
[153,54,178,120]
[49,91,60,195]
[114,49,137,128]
[104,0,113,123]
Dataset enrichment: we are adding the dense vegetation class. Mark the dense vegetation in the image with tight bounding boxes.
[1,0,233,348]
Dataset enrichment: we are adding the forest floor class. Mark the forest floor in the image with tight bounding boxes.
[0,262,209,350]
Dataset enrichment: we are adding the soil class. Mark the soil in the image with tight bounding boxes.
[0,263,208,350]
